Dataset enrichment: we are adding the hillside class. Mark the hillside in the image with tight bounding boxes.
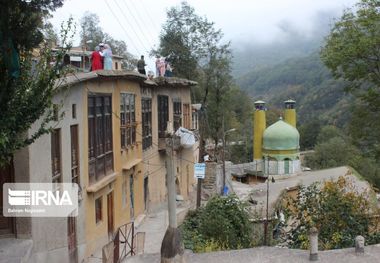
[236,52,353,127]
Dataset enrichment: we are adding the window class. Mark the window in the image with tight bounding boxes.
[95,197,102,224]
[71,125,80,184]
[72,104,76,119]
[183,103,190,129]
[88,94,113,185]
[51,129,61,183]
[120,93,136,148]
[173,100,182,131]
[158,95,169,138]
[192,110,199,130]
[53,104,59,121]
[142,98,152,150]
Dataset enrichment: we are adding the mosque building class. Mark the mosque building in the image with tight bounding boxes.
[253,100,301,177]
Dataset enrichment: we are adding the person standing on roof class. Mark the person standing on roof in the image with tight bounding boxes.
[90,46,103,71]
[159,57,166,77]
[137,55,146,75]
[155,55,160,76]
[100,44,113,70]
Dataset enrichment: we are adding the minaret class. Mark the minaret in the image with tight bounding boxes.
[253,100,266,161]
[284,99,296,128]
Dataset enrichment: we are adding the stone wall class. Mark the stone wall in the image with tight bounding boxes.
[201,162,218,199]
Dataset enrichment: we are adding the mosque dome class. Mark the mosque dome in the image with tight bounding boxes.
[263,119,300,150]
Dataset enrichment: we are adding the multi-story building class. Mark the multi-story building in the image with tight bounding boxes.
[0,70,198,262]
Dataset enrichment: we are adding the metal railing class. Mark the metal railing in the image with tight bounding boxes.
[102,221,145,263]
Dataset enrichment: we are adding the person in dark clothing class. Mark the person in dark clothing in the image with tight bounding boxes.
[137,55,146,75]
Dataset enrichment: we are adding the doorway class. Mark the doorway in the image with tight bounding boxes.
[143,177,148,211]
[284,159,290,174]
[0,160,15,236]
[107,192,114,239]
[67,216,78,262]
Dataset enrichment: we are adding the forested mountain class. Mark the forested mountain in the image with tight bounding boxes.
[236,52,353,128]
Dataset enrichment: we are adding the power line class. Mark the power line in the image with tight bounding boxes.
[126,0,158,43]
[109,0,151,54]
[135,0,162,34]
[119,0,155,51]
[103,0,143,56]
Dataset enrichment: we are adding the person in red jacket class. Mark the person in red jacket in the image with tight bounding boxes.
[91,46,103,71]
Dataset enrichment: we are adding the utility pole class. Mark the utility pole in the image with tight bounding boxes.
[221,118,226,195]
[196,108,205,208]
[264,160,269,246]
[160,135,184,263]
[263,156,275,246]
[221,119,236,195]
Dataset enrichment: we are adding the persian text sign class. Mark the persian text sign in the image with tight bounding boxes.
[3,183,78,217]
[194,163,206,179]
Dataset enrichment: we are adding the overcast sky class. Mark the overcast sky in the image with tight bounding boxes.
[50,0,358,71]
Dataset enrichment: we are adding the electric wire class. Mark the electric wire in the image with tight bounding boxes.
[103,0,143,57]
[109,0,151,54]
[135,0,162,34]
[119,0,155,51]
[125,0,158,42]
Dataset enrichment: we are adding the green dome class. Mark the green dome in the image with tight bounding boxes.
[263,119,299,150]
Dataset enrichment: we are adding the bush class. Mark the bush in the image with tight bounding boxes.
[181,194,254,252]
[285,177,377,250]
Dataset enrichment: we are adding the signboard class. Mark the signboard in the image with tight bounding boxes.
[70,56,82,62]
[194,163,206,179]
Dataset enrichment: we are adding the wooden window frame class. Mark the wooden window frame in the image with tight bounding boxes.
[141,97,152,150]
[183,103,191,129]
[51,128,61,184]
[95,197,102,224]
[88,94,113,185]
[120,93,137,148]
[173,100,182,132]
[157,95,169,138]
[70,125,80,184]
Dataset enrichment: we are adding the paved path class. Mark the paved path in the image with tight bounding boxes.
[134,201,194,255]
[126,244,380,263]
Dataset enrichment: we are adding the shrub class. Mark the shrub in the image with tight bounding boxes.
[285,177,377,250]
[181,194,254,252]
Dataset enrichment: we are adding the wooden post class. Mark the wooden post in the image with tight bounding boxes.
[196,178,202,208]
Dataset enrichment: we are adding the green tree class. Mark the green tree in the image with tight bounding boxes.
[156,2,236,150]
[79,12,137,70]
[320,0,380,159]
[0,1,73,166]
[285,177,376,250]
[181,195,254,252]
[80,11,105,51]
[299,119,322,150]
[321,0,380,99]
[306,137,361,169]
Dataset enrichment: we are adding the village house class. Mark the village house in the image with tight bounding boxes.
[59,46,124,72]
[0,70,199,262]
